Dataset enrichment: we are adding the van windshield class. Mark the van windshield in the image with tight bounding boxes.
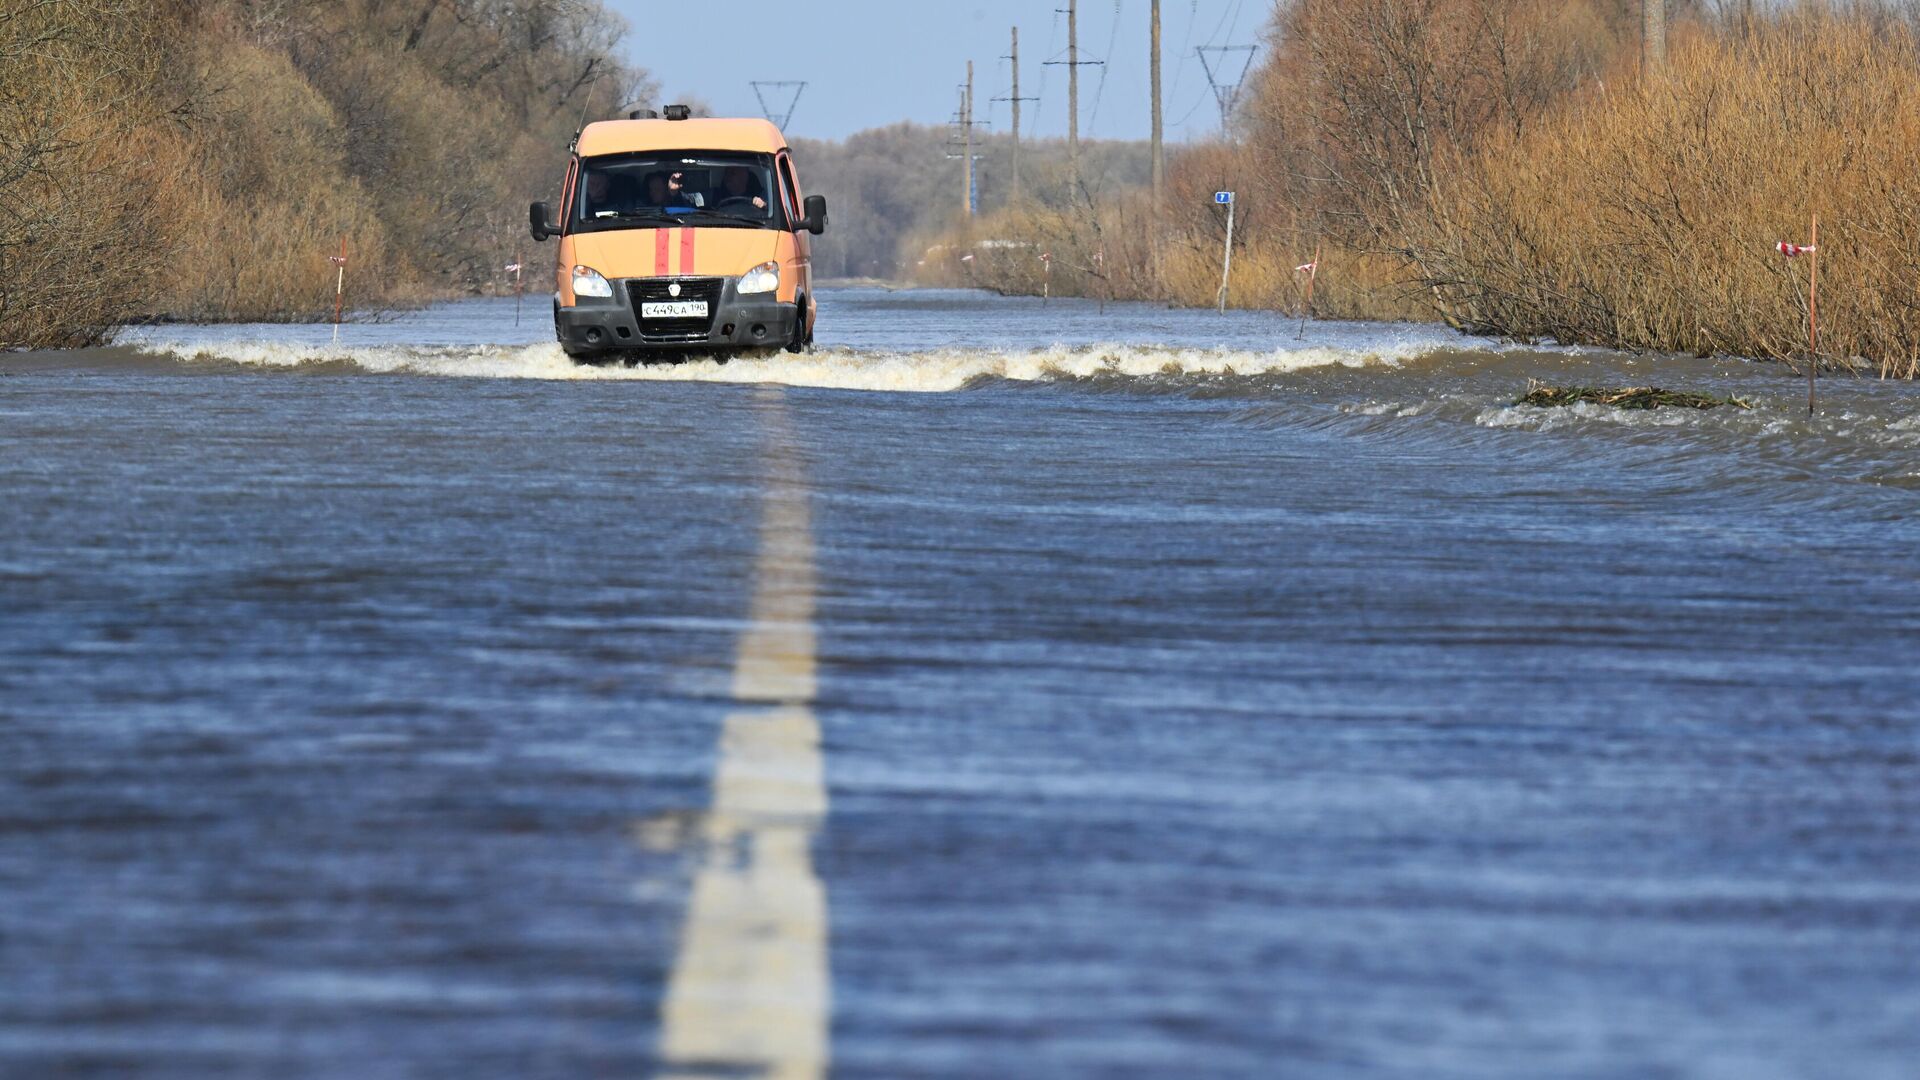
[571,152,786,232]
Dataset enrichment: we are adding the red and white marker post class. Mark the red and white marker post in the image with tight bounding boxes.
[1041,251,1052,305]
[1775,215,1820,415]
[328,240,349,345]
[1294,242,1322,339]
[504,258,524,326]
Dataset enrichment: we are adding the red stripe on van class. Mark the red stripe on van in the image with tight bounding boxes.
[680,228,695,276]
[655,230,670,277]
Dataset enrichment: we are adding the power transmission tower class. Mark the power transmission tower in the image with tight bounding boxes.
[1196,45,1257,136]
[1045,0,1104,177]
[994,26,1040,202]
[749,81,807,129]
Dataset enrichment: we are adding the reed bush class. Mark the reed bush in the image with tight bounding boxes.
[0,0,184,348]
[912,144,1421,321]
[914,3,1920,376]
[1419,12,1920,377]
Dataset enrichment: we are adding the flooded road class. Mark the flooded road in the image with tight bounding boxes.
[4,289,1919,1078]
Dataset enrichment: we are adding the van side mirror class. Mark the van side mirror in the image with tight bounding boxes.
[801,195,827,236]
[529,201,558,242]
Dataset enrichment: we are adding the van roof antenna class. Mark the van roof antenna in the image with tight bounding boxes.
[569,72,602,151]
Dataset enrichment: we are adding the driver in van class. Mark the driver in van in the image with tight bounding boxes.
[716,166,768,212]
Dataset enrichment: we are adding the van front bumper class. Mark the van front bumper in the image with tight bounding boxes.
[555,276,798,354]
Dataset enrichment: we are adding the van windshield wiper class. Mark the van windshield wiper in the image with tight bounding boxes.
[589,209,689,226]
[669,209,776,228]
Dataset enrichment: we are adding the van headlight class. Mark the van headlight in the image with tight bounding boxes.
[737,260,780,295]
[571,265,613,299]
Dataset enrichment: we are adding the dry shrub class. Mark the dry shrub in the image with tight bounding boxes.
[914,0,1625,325]
[0,0,185,347]
[160,36,401,320]
[1424,12,1920,375]
[5,0,649,339]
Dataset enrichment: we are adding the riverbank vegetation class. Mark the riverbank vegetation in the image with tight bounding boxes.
[1517,383,1751,411]
[2,0,650,348]
[920,2,1920,377]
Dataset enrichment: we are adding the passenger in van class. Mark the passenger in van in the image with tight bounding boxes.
[583,170,615,215]
[644,171,697,212]
[715,166,769,214]
[583,170,645,217]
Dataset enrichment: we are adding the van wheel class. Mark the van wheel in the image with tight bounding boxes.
[785,294,811,354]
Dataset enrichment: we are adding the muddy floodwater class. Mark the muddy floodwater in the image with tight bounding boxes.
[4,289,1919,1078]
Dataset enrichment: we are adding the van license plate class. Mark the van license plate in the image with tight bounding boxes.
[641,301,708,319]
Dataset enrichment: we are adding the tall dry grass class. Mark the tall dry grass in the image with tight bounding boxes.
[914,142,1423,320]
[1418,13,1920,377]
[159,36,403,321]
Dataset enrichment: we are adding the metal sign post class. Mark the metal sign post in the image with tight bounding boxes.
[1215,192,1235,314]
[328,240,348,344]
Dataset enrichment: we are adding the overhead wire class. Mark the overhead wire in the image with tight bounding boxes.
[1166,0,1199,112]
[1087,0,1124,133]
[1172,0,1235,132]
[1175,0,1253,134]
[1036,7,1061,137]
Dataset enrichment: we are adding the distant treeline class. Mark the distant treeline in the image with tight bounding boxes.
[2,0,650,347]
[923,1,1920,379]
[793,126,1150,281]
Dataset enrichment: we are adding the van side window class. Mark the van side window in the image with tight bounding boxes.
[560,157,579,234]
[777,156,801,221]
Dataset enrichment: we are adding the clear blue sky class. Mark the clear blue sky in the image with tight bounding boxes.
[604,0,1269,143]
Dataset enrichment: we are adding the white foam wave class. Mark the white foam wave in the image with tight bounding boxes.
[137,338,1453,393]
[1478,400,1740,431]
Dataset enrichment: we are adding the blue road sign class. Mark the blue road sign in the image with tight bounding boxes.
[1215,191,1234,205]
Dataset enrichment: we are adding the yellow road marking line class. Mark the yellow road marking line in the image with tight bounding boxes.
[658,389,828,1079]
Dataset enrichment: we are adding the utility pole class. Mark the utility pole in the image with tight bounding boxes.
[964,61,975,218]
[945,70,986,219]
[1067,0,1079,170]
[1045,2,1103,184]
[1643,0,1667,75]
[1150,0,1164,206]
[996,27,1039,202]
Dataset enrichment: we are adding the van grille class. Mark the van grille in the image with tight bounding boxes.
[630,278,723,344]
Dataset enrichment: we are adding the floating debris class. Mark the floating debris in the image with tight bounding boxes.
[1517,381,1752,411]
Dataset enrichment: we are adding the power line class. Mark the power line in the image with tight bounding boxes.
[1224,0,1247,48]
[1036,8,1060,133]
[1167,0,1199,112]
[1088,0,1125,134]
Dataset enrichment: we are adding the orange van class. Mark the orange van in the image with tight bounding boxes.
[529,105,827,361]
